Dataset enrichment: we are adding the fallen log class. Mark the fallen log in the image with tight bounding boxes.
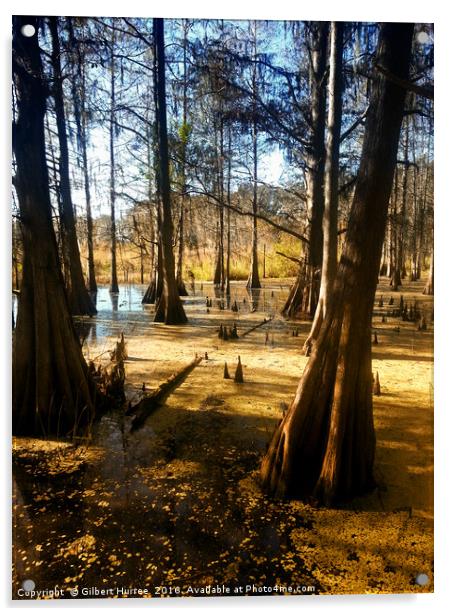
[129,355,203,431]
[241,316,273,338]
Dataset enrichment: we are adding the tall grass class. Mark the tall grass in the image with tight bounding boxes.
[80,236,301,285]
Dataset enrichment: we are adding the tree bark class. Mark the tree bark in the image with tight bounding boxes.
[261,23,413,505]
[153,19,187,324]
[67,17,97,293]
[282,22,328,318]
[391,124,410,288]
[12,16,99,436]
[246,24,262,290]
[176,200,188,295]
[213,118,225,288]
[109,25,119,293]
[48,17,96,316]
[417,129,432,279]
[142,105,161,304]
[143,221,163,304]
[423,243,434,295]
[390,165,402,288]
[246,104,261,289]
[225,125,232,297]
[410,134,419,281]
[176,20,189,296]
[304,22,343,352]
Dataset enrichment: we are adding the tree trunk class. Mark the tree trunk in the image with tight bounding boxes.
[48,17,96,316]
[390,165,402,288]
[282,22,328,317]
[213,219,224,286]
[410,144,419,281]
[142,119,159,304]
[304,22,343,352]
[261,23,413,505]
[176,21,189,297]
[143,223,163,304]
[45,114,67,274]
[225,126,232,297]
[246,107,261,289]
[384,197,394,278]
[109,26,119,293]
[148,204,156,283]
[213,119,225,288]
[153,19,187,324]
[399,128,409,281]
[392,125,410,288]
[67,17,97,293]
[82,103,97,294]
[143,72,163,306]
[247,23,261,290]
[416,164,427,280]
[12,219,21,291]
[12,16,99,436]
[176,202,188,295]
[416,130,432,279]
[423,245,434,295]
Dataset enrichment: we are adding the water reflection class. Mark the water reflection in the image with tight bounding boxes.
[74,319,94,345]
[11,283,291,336]
[247,287,261,313]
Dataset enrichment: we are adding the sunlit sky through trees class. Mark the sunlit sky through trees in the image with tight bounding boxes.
[21,18,433,221]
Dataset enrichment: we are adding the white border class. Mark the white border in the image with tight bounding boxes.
[1,1,451,614]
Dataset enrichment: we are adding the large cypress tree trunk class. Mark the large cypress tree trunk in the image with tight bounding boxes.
[153,18,187,324]
[48,17,96,316]
[304,22,343,353]
[282,22,328,318]
[12,16,98,436]
[261,23,414,505]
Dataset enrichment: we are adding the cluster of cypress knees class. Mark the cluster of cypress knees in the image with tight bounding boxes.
[371,293,431,397]
[223,356,244,383]
[88,332,127,405]
[202,349,244,382]
[206,297,240,313]
[218,323,239,341]
[377,294,429,330]
[102,289,430,414]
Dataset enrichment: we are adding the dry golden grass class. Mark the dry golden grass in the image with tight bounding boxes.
[80,237,301,285]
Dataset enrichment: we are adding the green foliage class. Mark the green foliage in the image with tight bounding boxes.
[178,122,192,145]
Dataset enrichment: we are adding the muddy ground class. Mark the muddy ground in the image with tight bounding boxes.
[12,278,433,598]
